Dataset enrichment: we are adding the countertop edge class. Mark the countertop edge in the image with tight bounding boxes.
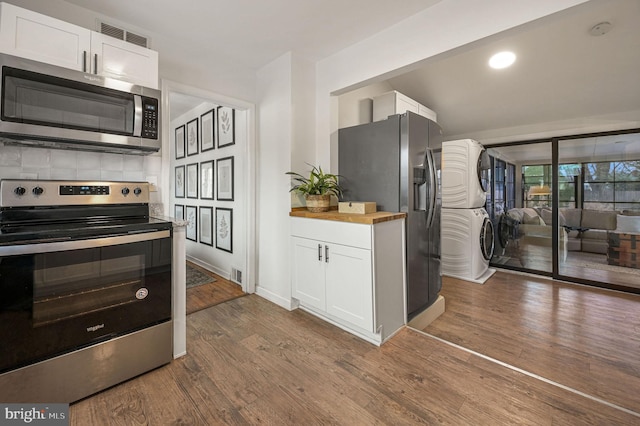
[289,210,406,225]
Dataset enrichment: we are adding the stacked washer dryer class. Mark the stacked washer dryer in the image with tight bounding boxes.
[441,139,496,284]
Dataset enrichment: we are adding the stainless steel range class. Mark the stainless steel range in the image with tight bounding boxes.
[0,179,173,403]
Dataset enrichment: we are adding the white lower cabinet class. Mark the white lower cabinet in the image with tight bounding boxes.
[291,216,405,345]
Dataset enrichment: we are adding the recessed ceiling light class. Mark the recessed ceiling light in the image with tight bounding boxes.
[489,51,516,69]
[589,21,612,36]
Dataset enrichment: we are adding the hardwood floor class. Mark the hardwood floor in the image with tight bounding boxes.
[186,262,245,315]
[422,272,640,416]
[70,274,640,425]
[494,246,640,289]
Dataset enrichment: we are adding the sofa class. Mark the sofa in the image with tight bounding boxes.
[503,207,567,262]
[506,207,640,255]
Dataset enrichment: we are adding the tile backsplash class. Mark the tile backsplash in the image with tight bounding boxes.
[0,145,162,184]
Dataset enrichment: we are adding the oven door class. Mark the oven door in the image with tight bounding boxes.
[0,230,171,374]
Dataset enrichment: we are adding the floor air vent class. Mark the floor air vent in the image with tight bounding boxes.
[231,268,243,285]
[99,22,149,48]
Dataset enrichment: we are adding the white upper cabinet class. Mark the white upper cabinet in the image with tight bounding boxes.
[0,2,90,70]
[373,90,437,123]
[91,32,158,89]
[0,2,159,88]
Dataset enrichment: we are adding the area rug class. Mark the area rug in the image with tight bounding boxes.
[567,260,640,277]
[186,264,216,288]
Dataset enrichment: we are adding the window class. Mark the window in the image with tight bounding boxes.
[521,160,640,211]
[584,160,640,211]
[558,163,580,208]
[522,164,551,208]
[493,159,506,217]
[505,163,516,211]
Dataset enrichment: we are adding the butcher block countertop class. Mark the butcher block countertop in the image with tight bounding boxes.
[289,208,406,225]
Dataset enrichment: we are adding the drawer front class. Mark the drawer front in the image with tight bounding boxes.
[291,217,372,249]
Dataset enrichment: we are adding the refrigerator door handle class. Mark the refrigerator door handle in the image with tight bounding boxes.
[425,149,437,228]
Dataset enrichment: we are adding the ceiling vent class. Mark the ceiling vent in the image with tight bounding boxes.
[99,21,149,48]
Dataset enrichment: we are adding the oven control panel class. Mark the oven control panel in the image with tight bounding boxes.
[60,185,110,196]
[0,180,150,207]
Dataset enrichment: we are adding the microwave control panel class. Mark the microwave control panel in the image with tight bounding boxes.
[141,97,159,139]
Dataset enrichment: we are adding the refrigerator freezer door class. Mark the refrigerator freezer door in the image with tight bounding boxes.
[338,116,401,212]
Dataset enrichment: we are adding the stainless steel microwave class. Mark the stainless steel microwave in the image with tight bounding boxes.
[0,53,160,154]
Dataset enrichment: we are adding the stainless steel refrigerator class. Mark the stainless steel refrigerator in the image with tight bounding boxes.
[338,112,442,320]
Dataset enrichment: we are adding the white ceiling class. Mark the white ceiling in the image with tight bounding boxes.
[63,0,440,69]
[385,0,640,140]
[63,0,639,162]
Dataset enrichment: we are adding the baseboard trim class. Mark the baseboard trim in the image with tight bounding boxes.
[408,295,445,330]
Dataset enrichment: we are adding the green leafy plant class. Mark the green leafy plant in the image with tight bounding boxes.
[286,164,343,198]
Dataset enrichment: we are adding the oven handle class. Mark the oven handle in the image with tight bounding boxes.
[0,230,170,256]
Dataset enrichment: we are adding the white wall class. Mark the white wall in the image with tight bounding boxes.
[251,0,589,305]
[255,52,294,309]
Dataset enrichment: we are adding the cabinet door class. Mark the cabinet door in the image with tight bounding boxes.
[0,2,90,70]
[325,243,373,331]
[90,32,159,88]
[291,237,326,311]
[395,93,419,115]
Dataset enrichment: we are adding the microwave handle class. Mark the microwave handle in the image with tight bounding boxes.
[133,95,143,137]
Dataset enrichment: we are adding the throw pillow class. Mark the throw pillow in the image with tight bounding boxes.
[523,211,543,225]
[616,215,640,233]
[582,210,617,230]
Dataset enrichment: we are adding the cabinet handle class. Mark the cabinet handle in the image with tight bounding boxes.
[318,244,322,261]
[94,53,98,75]
[325,245,329,263]
[82,51,87,72]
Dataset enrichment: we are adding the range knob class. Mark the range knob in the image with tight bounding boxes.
[121,187,130,196]
[14,186,26,196]
[32,186,44,196]
[133,187,142,196]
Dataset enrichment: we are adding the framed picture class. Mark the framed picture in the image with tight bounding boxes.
[174,204,184,220]
[186,118,199,156]
[200,109,216,152]
[216,156,234,201]
[217,106,235,148]
[215,207,232,253]
[186,163,198,199]
[185,206,197,241]
[200,160,214,200]
[175,165,185,198]
[199,206,213,246]
[175,125,185,159]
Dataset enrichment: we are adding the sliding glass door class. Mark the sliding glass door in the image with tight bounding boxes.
[557,133,640,291]
[487,142,553,274]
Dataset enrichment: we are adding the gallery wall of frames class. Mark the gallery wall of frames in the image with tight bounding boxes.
[170,101,246,278]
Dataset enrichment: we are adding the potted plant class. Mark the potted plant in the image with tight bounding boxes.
[286,164,343,212]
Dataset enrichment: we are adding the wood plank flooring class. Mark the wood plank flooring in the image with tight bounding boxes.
[423,272,640,416]
[186,261,245,315]
[71,273,640,425]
